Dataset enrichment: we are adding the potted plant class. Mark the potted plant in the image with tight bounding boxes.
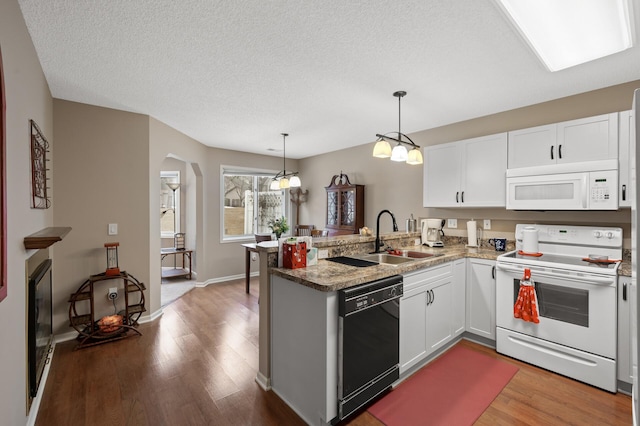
[268,216,289,239]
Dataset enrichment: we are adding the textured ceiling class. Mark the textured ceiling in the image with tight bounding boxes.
[16,0,640,159]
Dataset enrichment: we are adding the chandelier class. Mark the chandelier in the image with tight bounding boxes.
[373,91,423,165]
[270,133,301,190]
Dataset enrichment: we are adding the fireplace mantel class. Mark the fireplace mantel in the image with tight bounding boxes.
[24,227,72,249]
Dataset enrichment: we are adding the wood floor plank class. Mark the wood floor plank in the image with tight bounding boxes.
[36,277,631,426]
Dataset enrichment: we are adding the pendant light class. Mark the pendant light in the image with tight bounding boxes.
[373,91,423,165]
[271,133,301,190]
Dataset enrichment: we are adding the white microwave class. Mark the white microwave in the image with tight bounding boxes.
[506,160,618,210]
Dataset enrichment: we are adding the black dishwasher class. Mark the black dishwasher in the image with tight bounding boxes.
[338,275,403,420]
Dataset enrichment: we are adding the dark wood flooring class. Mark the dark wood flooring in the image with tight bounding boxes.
[36,277,632,425]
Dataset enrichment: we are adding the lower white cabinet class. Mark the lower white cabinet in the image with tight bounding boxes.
[400,262,454,374]
[466,258,496,340]
[618,275,633,385]
[452,259,466,337]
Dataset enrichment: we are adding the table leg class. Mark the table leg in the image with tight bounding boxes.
[245,247,251,293]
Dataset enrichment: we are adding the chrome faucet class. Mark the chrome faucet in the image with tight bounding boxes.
[375,209,398,253]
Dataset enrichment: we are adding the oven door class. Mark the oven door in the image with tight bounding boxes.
[496,262,617,359]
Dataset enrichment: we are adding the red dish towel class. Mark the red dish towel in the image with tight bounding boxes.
[513,268,539,323]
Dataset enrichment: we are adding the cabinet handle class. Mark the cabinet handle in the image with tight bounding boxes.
[461,191,464,203]
[430,289,434,305]
[623,184,627,201]
[491,265,495,280]
[623,283,627,301]
[558,144,562,159]
[456,192,459,203]
[550,145,554,160]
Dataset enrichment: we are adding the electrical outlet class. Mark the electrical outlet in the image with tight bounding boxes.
[484,219,491,230]
[318,249,328,259]
[107,287,118,301]
[448,219,457,228]
[414,238,421,246]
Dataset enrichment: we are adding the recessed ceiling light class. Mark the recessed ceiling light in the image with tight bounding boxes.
[495,0,635,71]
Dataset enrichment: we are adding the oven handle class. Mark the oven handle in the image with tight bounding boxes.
[496,264,616,286]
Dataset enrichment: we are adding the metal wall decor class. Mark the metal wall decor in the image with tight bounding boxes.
[30,119,51,209]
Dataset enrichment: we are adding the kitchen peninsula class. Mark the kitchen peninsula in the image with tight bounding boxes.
[253,232,502,425]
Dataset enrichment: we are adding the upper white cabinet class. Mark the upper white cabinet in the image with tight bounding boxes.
[424,133,507,207]
[508,113,618,169]
[619,110,634,208]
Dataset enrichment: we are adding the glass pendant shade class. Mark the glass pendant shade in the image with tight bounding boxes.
[270,180,280,191]
[373,139,392,158]
[406,148,424,165]
[289,176,301,187]
[390,144,408,162]
[279,177,290,189]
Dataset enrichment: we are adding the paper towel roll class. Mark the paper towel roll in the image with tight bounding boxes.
[467,220,477,247]
[522,226,539,254]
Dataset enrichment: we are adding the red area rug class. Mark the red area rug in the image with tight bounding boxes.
[368,344,518,426]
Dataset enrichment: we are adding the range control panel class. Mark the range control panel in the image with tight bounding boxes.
[515,224,623,248]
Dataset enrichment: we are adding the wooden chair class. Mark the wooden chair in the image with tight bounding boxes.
[311,229,329,237]
[294,225,315,236]
[255,233,272,243]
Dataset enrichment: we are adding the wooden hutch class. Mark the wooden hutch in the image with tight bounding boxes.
[325,173,364,236]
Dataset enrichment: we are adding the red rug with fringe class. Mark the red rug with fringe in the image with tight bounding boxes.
[368,345,518,426]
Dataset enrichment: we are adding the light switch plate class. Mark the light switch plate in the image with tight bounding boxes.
[318,249,328,259]
[448,219,457,228]
[108,223,118,235]
[484,219,491,230]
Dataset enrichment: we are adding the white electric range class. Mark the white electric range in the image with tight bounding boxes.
[496,224,622,392]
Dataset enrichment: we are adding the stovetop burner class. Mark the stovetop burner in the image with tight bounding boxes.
[497,224,623,276]
[500,251,619,270]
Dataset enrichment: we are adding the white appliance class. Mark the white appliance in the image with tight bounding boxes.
[496,224,622,392]
[421,218,444,247]
[506,159,618,210]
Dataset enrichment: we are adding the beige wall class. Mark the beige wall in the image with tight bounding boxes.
[53,100,151,329]
[299,81,639,245]
[0,0,54,423]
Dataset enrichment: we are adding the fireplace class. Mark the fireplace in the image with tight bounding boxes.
[27,258,53,403]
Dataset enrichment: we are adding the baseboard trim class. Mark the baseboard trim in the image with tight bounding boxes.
[255,372,271,391]
[198,272,257,287]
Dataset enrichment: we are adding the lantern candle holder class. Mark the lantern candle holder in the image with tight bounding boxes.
[174,233,185,250]
[105,242,120,276]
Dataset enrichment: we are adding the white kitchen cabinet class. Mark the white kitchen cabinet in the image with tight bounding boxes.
[507,113,618,169]
[466,258,496,340]
[618,276,633,385]
[619,110,634,208]
[452,259,466,337]
[424,133,507,207]
[400,263,454,374]
[399,280,428,372]
[507,123,557,169]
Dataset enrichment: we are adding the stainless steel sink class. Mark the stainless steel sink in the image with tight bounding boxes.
[358,253,417,265]
[400,251,442,259]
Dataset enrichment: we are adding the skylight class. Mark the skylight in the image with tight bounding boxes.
[495,0,635,71]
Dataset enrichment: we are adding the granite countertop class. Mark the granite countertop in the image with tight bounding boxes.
[270,244,501,292]
[269,242,633,290]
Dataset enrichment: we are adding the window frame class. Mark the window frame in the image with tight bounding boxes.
[220,165,289,243]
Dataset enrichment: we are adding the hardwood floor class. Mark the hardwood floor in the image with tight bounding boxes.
[37,277,632,426]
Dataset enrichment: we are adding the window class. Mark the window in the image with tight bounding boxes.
[221,166,287,241]
[160,171,180,237]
